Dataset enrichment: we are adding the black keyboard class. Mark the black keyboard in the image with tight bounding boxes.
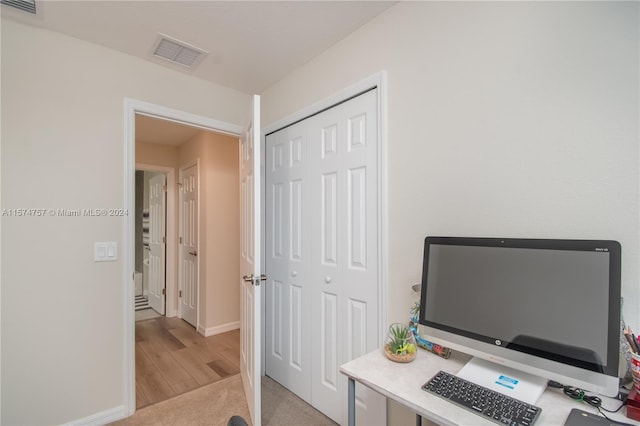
[422,371,542,426]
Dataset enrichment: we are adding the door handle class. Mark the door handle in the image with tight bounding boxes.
[189,251,197,256]
[242,274,267,285]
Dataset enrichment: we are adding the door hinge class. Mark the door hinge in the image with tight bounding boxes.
[162,288,166,295]
[163,236,166,243]
[132,272,135,280]
[180,236,183,244]
[179,290,182,298]
[162,184,167,192]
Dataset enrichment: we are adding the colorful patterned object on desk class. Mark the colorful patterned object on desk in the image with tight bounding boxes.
[409,300,452,359]
[416,334,452,359]
[409,324,452,359]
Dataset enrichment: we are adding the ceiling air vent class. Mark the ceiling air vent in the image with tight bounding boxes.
[152,34,207,69]
[1,0,36,14]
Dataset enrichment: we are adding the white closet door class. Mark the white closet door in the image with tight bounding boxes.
[265,121,312,402]
[265,89,383,426]
[310,102,344,423]
[310,89,383,425]
[338,89,383,426]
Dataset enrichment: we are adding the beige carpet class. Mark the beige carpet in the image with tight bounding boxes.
[262,376,336,426]
[112,374,250,426]
[111,374,337,426]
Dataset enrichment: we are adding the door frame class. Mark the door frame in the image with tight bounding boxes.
[177,159,201,330]
[260,71,389,374]
[136,164,174,316]
[123,98,243,415]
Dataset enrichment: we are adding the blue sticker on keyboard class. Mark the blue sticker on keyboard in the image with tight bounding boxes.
[495,375,519,389]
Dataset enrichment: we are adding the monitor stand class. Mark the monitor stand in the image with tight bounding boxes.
[456,357,547,405]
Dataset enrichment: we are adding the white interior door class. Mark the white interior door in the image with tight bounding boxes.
[148,173,166,315]
[333,90,383,426]
[265,89,384,426]
[265,121,312,402]
[240,94,262,425]
[309,102,344,423]
[179,163,198,327]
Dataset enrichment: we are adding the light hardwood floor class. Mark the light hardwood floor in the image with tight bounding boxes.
[135,316,240,408]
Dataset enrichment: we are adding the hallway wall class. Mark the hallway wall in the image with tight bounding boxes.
[179,132,241,334]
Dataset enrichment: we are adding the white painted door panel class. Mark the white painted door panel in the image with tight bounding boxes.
[179,164,198,327]
[310,103,344,424]
[265,89,383,426]
[265,121,312,402]
[148,173,166,315]
[339,90,383,426]
[240,95,262,426]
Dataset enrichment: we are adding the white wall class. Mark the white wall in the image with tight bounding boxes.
[178,131,240,334]
[262,3,639,422]
[1,18,249,425]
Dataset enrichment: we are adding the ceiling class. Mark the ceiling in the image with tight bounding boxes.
[2,1,395,146]
[135,114,205,146]
[1,0,395,95]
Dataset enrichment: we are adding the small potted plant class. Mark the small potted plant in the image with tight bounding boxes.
[384,323,417,363]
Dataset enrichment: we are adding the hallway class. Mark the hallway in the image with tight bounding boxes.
[135,317,239,408]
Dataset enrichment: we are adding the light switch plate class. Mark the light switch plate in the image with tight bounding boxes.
[95,242,118,262]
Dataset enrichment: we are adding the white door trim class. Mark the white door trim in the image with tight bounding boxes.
[123,98,242,415]
[178,159,201,330]
[260,71,389,373]
[136,163,176,317]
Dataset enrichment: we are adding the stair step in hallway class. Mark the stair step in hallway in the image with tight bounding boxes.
[135,295,149,311]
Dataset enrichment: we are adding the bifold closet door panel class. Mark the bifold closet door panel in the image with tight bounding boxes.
[266,88,384,426]
[310,102,345,424]
[341,89,379,356]
[310,89,384,425]
[339,89,383,426]
[265,121,312,403]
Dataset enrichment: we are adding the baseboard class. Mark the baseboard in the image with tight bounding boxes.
[202,321,240,337]
[63,405,127,426]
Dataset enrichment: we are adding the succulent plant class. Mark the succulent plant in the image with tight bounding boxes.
[388,323,416,355]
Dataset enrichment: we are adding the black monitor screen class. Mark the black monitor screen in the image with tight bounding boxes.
[419,237,620,376]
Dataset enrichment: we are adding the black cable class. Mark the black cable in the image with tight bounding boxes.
[562,385,603,408]
[548,380,632,425]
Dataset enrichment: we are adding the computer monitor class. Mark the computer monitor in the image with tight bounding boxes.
[418,236,621,402]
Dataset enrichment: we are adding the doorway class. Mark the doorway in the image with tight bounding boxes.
[135,169,167,319]
[126,102,245,413]
[177,161,198,327]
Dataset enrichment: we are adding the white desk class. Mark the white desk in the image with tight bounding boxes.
[340,348,637,426]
